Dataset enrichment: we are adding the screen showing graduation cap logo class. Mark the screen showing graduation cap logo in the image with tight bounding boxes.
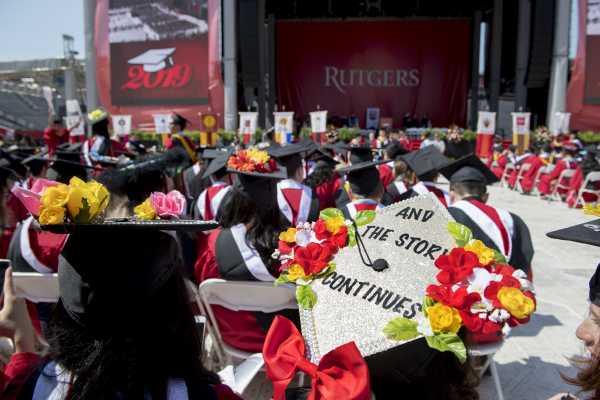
[128,48,176,73]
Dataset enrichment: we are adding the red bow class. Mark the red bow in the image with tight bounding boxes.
[262,316,371,400]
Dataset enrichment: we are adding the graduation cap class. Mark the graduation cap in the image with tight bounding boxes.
[306,145,337,167]
[202,153,229,180]
[546,219,600,247]
[127,48,175,73]
[439,154,499,185]
[338,143,376,164]
[171,113,189,129]
[268,141,314,176]
[385,142,409,160]
[201,147,233,160]
[338,160,386,197]
[401,146,449,181]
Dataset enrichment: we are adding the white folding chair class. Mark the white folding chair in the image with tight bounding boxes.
[549,169,576,202]
[197,279,297,369]
[469,340,505,400]
[500,163,515,188]
[530,164,553,196]
[575,171,600,208]
[513,164,531,193]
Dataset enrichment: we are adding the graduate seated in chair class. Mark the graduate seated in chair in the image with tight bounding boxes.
[194,148,299,353]
[537,144,579,198]
[441,155,534,278]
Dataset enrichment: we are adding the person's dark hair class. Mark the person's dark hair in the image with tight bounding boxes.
[213,168,229,182]
[562,357,600,400]
[304,161,335,189]
[92,119,110,139]
[96,165,166,210]
[281,155,303,179]
[46,268,219,399]
[419,171,438,183]
[450,181,487,200]
[394,159,408,178]
[582,151,600,176]
[368,342,479,400]
[509,145,517,153]
[218,186,285,274]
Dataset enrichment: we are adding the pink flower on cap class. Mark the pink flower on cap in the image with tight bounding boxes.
[150,190,186,219]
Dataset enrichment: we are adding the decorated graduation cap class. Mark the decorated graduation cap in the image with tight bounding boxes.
[440,154,499,185]
[402,146,449,181]
[87,108,109,125]
[128,48,175,73]
[338,160,385,197]
[227,148,287,207]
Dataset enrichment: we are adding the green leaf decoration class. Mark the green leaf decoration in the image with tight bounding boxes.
[425,333,467,364]
[74,198,91,224]
[354,210,376,227]
[447,222,473,247]
[383,318,419,341]
[347,225,357,247]
[316,262,336,278]
[274,274,290,286]
[296,285,317,310]
[320,208,344,221]
[423,296,435,312]
[493,250,507,264]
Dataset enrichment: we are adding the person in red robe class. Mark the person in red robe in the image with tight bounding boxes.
[507,147,538,189]
[491,144,516,179]
[43,115,80,157]
[537,145,579,197]
[304,146,343,210]
[566,147,600,207]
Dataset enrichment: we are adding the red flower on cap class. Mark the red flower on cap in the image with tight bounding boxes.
[313,219,349,249]
[293,242,334,275]
[427,285,481,310]
[434,248,479,285]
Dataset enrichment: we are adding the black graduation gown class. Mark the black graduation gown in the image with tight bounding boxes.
[448,207,534,275]
[182,165,211,209]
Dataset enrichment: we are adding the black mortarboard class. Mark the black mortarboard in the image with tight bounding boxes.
[202,154,229,179]
[440,154,499,185]
[171,113,189,129]
[338,143,375,164]
[546,219,600,248]
[401,146,449,180]
[307,145,337,166]
[385,142,409,160]
[227,156,287,208]
[268,142,313,176]
[202,148,233,160]
[547,218,600,305]
[338,160,385,197]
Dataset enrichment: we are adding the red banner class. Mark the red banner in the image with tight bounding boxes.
[276,20,470,128]
[567,0,600,129]
[95,0,223,129]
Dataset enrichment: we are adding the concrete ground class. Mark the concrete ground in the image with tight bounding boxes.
[244,184,597,399]
[476,184,597,400]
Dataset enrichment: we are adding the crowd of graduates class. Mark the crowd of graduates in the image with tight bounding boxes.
[0,109,595,400]
[489,133,600,207]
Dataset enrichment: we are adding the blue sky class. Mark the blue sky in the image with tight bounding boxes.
[0,0,84,61]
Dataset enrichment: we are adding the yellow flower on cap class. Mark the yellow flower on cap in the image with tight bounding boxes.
[279,227,297,243]
[40,184,70,208]
[286,264,306,282]
[39,206,65,225]
[88,108,107,123]
[427,303,462,334]
[497,287,535,320]
[247,148,270,164]
[86,180,110,214]
[325,215,345,234]
[464,240,495,265]
[584,203,600,217]
[134,198,156,221]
